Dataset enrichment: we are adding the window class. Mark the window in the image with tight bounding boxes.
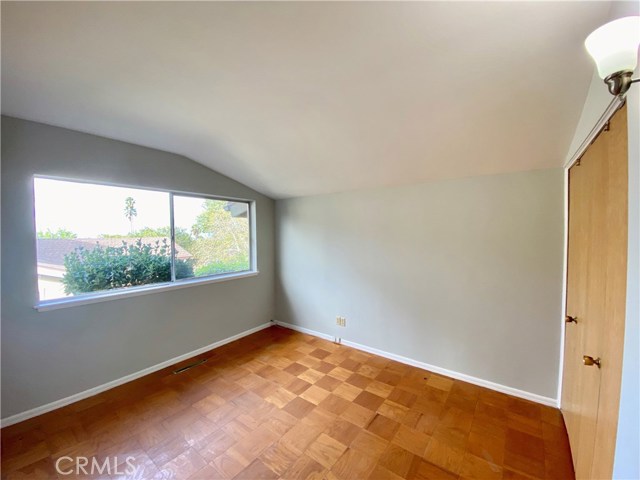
[34,177,254,306]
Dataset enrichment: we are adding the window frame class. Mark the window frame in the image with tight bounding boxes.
[32,175,258,312]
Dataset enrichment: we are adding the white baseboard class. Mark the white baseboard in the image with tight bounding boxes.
[274,320,558,407]
[1,322,273,428]
[2,319,558,428]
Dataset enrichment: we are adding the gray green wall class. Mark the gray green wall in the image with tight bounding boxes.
[0,116,275,419]
[276,169,564,399]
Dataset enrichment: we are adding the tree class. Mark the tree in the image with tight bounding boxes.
[189,200,250,271]
[62,239,193,294]
[124,197,137,233]
[37,228,77,239]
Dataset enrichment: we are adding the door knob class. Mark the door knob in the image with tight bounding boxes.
[565,315,578,324]
[583,356,601,368]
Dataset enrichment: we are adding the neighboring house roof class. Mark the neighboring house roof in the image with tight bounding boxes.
[37,237,192,268]
[224,202,248,218]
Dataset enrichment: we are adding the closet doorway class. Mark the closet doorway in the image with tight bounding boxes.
[561,103,628,479]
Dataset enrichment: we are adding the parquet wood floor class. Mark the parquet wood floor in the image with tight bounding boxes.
[0,326,574,479]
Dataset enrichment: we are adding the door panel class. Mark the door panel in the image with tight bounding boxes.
[563,128,606,479]
[591,104,628,479]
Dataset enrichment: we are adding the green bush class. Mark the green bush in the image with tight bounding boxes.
[194,256,250,277]
[37,228,77,239]
[100,226,194,253]
[62,239,193,295]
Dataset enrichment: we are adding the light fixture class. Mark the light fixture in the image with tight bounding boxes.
[585,16,640,96]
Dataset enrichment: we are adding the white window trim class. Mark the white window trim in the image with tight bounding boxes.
[35,270,259,312]
[33,175,258,312]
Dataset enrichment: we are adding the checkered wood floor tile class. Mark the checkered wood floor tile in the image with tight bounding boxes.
[0,326,574,479]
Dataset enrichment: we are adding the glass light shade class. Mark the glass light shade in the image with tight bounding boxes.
[585,16,640,79]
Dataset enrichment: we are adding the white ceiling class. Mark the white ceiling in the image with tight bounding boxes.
[2,1,613,198]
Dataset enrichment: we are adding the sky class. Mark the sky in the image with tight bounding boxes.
[34,178,204,238]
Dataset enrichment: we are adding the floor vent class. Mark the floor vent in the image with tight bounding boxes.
[173,358,208,374]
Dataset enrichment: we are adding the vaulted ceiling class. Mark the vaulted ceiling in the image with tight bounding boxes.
[2,2,613,198]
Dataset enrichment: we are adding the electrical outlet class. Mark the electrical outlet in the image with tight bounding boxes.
[336,316,346,327]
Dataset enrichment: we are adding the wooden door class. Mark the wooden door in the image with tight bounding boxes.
[561,104,628,479]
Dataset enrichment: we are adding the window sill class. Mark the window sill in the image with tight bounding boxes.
[34,270,259,312]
